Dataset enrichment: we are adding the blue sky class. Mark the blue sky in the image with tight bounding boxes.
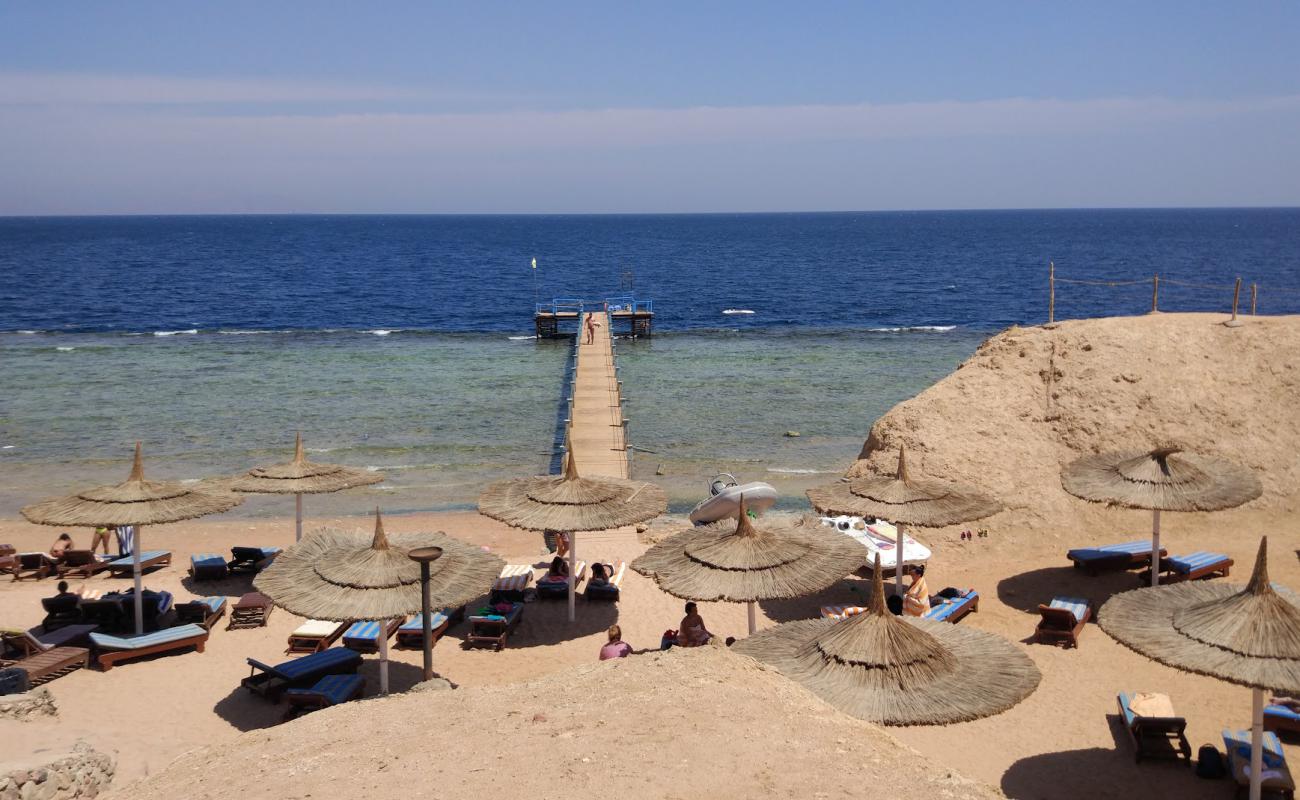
[1,2,1298,213]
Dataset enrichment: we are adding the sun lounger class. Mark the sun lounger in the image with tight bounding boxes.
[105,550,172,577]
[242,647,364,701]
[1034,596,1092,648]
[89,623,208,670]
[537,561,586,599]
[13,552,58,581]
[228,546,281,574]
[1116,691,1192,763]
[228,591,274,629]
[176,596,228,630]
[341,619,403,654]
[489,565,535,602]
[0,554,15,579]
[1067,539,1167,575]
[1223,729,1296,798]
[585,561,626,601]
[57,550,110,579]
[1145,551,1234,584]
[287,619,348,654]
[41,594,84,631]
[467,603,524,651]
[0,646,89,686]
[1,625,99,657]
[78,596,127,630]
[0,545,13,557]
[283,673,366,720]
[1266,705,1300,735]
[394,608,462,650]
[189,553,230,580]
[925,589,980,623]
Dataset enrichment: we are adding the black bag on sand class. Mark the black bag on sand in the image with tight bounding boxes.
[1196,745,1227,779]
[0,666,29,696]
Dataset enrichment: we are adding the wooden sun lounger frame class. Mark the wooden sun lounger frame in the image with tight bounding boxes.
[13,553,58,581]
[95,629,209,671]
[930,590,979,623]
[106,551,172,577]
[57,550,110,579]
[286,621,348,654]
[0,647,90,686]
[1117,693,1192,764]
[283,675,367,721]
[228,592,275,630]
[394,606,465,650]
[1034,600,1092,648]
[467,606,523,651]
[1144,555,1234,585]
[1067,544,1168,576]
[241,652,364,702]
[342,619,404,654]
[176,599,228,631]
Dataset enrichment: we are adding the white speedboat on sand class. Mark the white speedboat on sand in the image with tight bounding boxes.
[819,515,931,572]
[689,473,778,524]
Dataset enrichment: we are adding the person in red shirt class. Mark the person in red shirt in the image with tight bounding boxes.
[599,624,632,660]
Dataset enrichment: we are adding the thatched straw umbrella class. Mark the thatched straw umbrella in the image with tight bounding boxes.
[255,508,503,694]
[1062,446,1262,587]
[21,443,243,634]
[220,433,384,542]
[632,497,865,634]
[1100,538,1300,800]
[733,555,1040,725]
[478,457,666,621]
[807,446,1002,595]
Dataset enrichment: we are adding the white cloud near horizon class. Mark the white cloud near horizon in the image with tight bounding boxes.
[1,80,1298,214]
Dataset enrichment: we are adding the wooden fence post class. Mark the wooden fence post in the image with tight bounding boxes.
[1251,283,1258,315]
[1225,277,1243,327]
[1151,274,1159,312]
[1048,261,1055,324]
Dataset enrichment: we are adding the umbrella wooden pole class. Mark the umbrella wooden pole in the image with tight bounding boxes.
[568,533,577,623]
[420,561,434,682]
[747,601,757,635]
[1251,688,1264,800]
[896,524,905,597]
[133,526,144,635]
[1151,510,1162,588]
[380,631,390,695]
[295,493,303,542]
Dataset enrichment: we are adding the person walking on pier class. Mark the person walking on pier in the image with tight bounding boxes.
[585,313,600,345]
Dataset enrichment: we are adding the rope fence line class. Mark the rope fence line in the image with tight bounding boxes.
[1046,262,1298,323]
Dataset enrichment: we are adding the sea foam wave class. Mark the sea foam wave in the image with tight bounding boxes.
[867,325,957,333]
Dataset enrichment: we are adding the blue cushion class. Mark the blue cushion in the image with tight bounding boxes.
[1222,730,1286,769]
[90,623,206,650]
[108,550,170,567]
[260,547,282,557]
[1048,597,1089,623]
[1168,552,1228,573]
[1068,540,1153,561]
[195,596,226,613]
[1118,692,1137,726]
[1267,705,1300,722]
[274,647,362,680]
[924,592,974,621]
[190,554,225,568]
[285,674,364,705]
[344,621,382,642]
[400,611,449,632]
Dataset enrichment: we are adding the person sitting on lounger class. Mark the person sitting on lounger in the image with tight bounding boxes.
[49,533,73,559]
[589,562,611,587]
[55,580,77,599]
[547,556,569,579]
[599,624,632,660]
[678,602,714,647]
[902,565,931,617]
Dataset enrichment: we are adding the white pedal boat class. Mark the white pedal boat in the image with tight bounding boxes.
[819,515,931,571]
[689,473,778,524]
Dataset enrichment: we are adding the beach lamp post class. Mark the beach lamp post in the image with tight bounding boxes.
[632,496,863,635]
[807,446,1002,598]
[408,545,444,682]
[479,457,666,623]
[222,433,384,543]
[1061,446,1262,587]
[22,443,243,635]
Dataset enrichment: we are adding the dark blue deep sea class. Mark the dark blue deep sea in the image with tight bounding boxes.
[2,209,1298,515]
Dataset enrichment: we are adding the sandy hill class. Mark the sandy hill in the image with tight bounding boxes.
[846,313,1300,532]
[118,646,999,800]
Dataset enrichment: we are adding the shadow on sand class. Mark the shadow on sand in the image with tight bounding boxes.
[178,573,256,598]
[1000,736,1207,799]
[996,565,1141,616]
[446,595,620,650]
[757,574,875,623]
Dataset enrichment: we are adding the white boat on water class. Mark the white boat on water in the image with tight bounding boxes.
[689,473,778,524]
[819,515,931,571]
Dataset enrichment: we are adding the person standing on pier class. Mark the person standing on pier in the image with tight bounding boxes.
[585,313,600,345]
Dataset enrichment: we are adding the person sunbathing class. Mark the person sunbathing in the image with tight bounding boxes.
[902,564,931,617]
[546,556,569,579]
[589,562,611,586]
[678,602,714,647]
[49,533,73,559]
[599,624,632,660]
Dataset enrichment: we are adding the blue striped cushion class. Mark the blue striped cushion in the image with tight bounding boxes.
[90,623,206,650]
[259,547,282,558]
[1068,540,1154,561]
[344,621,382,642]
[108,550,170,567]
[1168,552,1228,573]
[924,591,975,621]
[190,554,225,568]
[1267,705,1300,722]
[1223,730,1286,769]
[1049,597,1089,624]
[400,611,449,632]
[276,647,361,680]
[285,674,364,705]
[196,596,226,613]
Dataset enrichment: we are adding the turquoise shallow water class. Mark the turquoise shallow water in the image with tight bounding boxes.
[0,327,983,517]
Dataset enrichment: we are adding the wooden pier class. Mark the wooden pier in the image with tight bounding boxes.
[561,311,628,479]
[535,296,653,339]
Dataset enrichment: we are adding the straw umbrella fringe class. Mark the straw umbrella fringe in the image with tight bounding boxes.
[220,433,384,541]
[632,502,865,633]
[1100,538,1300,800]
[734,557,1040,725]
[479,458,666,622]
[1062,446,1262,587]
[256,509,504,694]
[21,443,243,634]
[807,446,1002,593]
